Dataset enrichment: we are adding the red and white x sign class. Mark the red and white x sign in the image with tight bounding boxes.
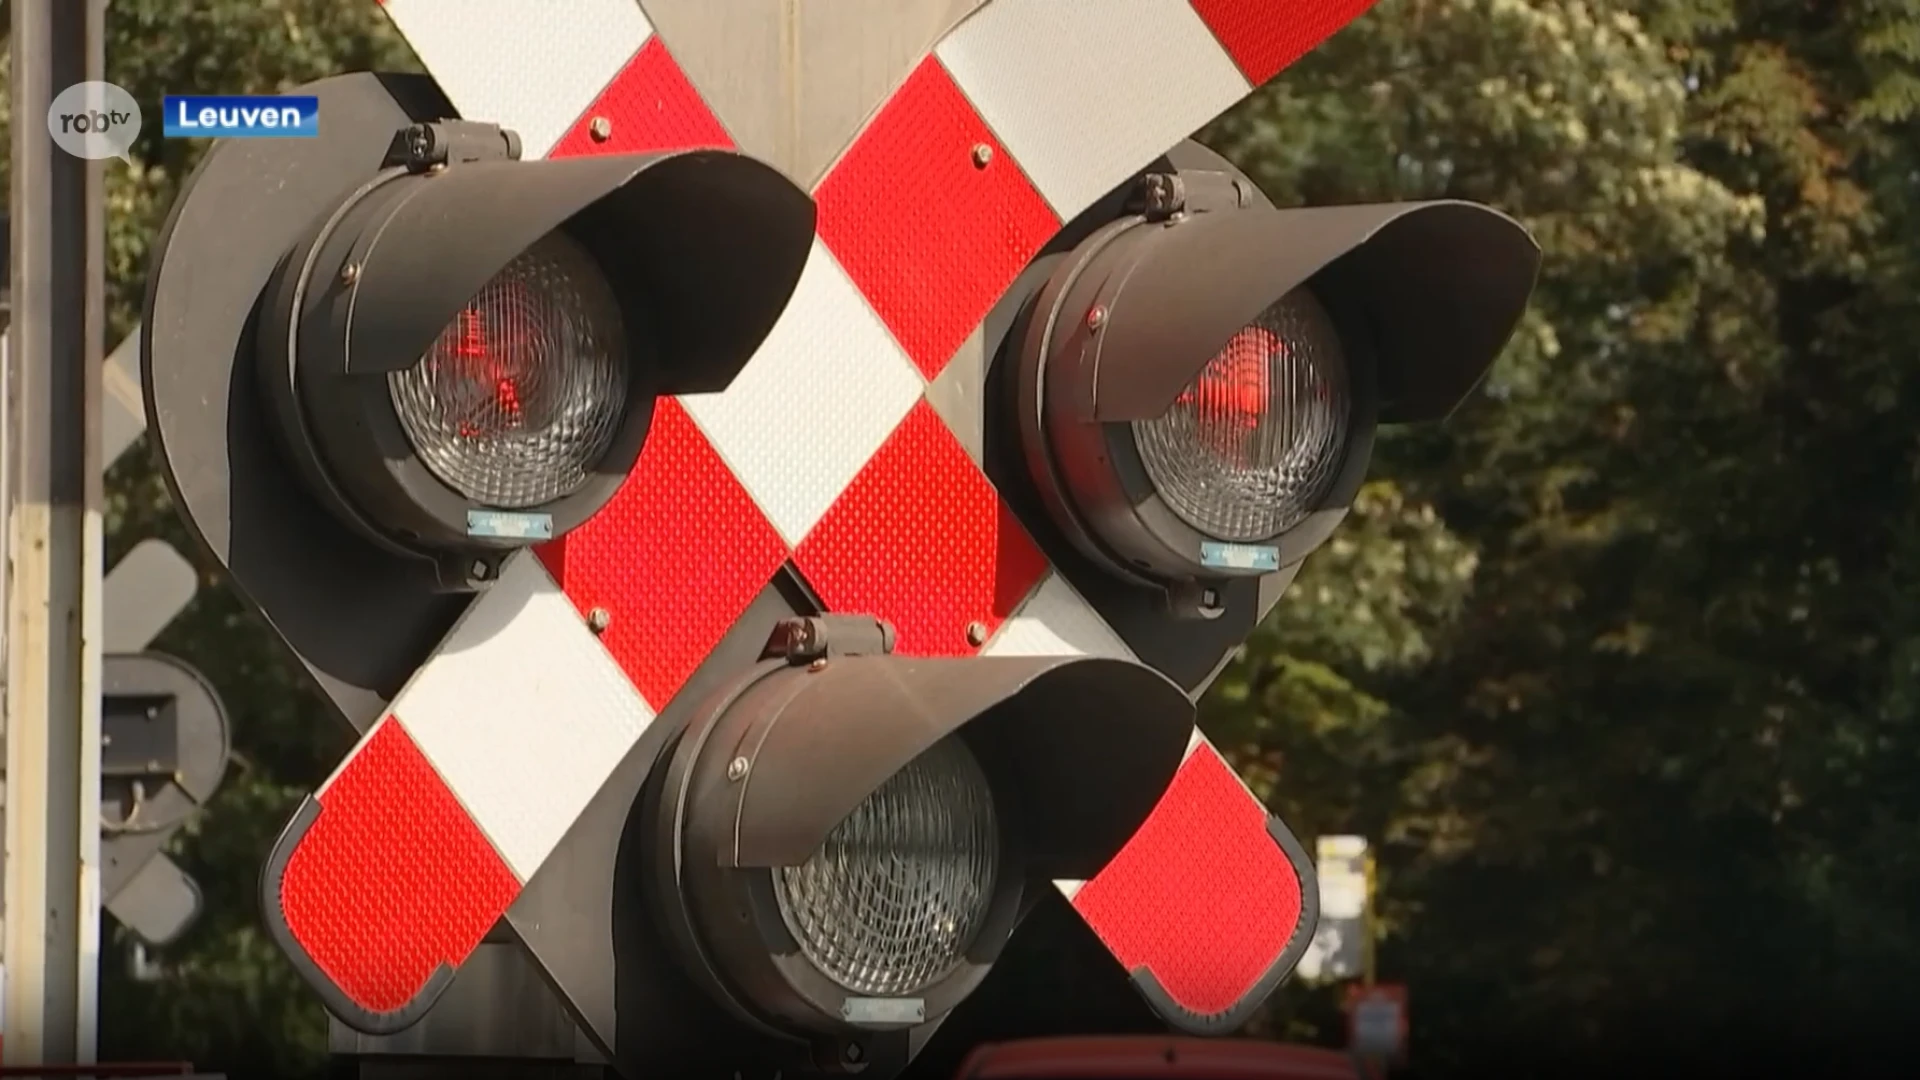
[270,0,1375,1037]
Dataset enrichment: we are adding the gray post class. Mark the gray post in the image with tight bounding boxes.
[3,0,108,1064]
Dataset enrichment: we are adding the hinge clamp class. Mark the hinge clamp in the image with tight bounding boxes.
[384,120,522,173]
[764,615,897,663]
[1132,172,1187,221]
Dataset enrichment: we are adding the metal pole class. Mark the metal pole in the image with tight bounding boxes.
[3,0,107,1065]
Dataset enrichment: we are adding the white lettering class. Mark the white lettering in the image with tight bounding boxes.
[168,98,312,134]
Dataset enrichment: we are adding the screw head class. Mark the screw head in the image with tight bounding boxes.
[469,559,491,581]
[1086,305,1108,330]
[844,1043,864,1063]
[588,116,613,142]
[726,756,749,781]
[339,262,360,287]
[971,142,993,168]
[587,607,611,634]
[965,621,989,647]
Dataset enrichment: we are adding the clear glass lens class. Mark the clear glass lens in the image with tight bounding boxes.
[388,231,629,509]
[772,737,1000,997]
[1132,288,1351,542]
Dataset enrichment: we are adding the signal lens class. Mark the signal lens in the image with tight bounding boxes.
[1132,288,1350,541]
[389,231,628,509]
[772,737,1000,997]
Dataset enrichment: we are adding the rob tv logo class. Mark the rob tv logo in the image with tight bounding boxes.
[164,94,318,139]
[46,81,143,163]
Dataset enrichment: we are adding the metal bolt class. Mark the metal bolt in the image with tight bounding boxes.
[808,657,829,673]
[1087,305,1108,330]
[586,607,611,634]
[588,116,613,143]
[726,756,749,781]
[339,262,360,287]
[971,143,993,168]
[844,1043,864,1063]
[965,621,988,647]
[469,559,491,581]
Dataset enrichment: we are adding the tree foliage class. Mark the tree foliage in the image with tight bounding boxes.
[3,0,1918,1076]
[1206,0,1920,1070]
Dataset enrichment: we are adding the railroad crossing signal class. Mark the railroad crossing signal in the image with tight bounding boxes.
[100,652,230,948]
[100,330,222,949]
[101,331,202,651]
[98,534,217,951]
[139,1,1539,1077]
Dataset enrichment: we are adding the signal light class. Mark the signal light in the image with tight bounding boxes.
[649,615,1193,1043]
[1006,145,1538,616]
[142,71,814,717]
[245,111,813,585]
[390,237,628,508]
[1137,290,1351,543]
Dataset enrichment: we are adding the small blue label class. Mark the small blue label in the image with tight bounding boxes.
[467,510,554,541]
[1200,541,1281,572]
[163,95,318,139]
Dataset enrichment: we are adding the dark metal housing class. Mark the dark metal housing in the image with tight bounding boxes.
[1010,209,1381,590]
[1009,153,1537,597]
[648,619,1195,1043]
[985,141,1541,688]
[255,134,815,566]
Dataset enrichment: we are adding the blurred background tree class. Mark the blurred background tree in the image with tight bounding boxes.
[1205,0,1920,1073]
[3,0,1918,1077]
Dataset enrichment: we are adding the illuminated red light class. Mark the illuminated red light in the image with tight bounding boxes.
[1175,326,1280,464]
[442,305,527,439]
